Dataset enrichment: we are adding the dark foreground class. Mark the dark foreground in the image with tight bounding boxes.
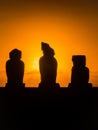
[0,87,98,130]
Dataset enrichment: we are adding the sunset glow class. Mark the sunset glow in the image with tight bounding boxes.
[32,57,40,71]
[0,0,97,87]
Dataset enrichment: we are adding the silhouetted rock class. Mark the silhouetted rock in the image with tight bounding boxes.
[39,42,60,88]
[5,48,25,88]
[68,55,92,89]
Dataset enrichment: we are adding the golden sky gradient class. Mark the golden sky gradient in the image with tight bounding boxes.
[0,0,98,87]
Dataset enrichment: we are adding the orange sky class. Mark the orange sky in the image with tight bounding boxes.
[0,0,98,87]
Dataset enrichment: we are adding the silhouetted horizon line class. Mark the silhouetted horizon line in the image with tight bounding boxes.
[0,85,98,88]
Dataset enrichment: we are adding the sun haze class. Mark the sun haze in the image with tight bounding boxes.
[0,0,98,87]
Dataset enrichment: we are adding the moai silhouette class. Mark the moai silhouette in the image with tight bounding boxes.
[5,48,25,88]
[68,55,92,89]
[39,42,60,88]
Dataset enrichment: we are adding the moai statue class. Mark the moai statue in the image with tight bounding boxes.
[68,55,92,89]
[39,42,60,88]
[5,48,25,88]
